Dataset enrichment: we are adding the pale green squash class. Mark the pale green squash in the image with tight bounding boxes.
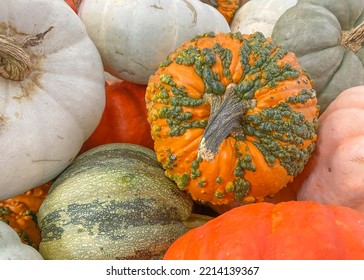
[37,143,193,260]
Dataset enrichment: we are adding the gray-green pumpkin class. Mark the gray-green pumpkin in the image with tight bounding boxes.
[272,0,364,113]
[37,143,193,260]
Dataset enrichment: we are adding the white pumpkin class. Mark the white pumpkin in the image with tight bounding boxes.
[78,0,231,85]
[0,0,106,200]
[230,0,297,37]
[0,221,43,260]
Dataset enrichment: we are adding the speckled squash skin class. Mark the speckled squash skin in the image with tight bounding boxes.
[37,143,193,260]
[146,32,319,205]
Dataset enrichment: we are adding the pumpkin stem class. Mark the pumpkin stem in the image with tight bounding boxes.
[0,36,32,81]
[0,27,53,81]
[198,83,256,161]
[341,21,364,53]
[182,213,214,229]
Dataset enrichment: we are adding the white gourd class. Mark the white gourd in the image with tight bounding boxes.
[78,0,231,85]
[0,221,43,260]
[231,0,297,37]
[0,0,106,200]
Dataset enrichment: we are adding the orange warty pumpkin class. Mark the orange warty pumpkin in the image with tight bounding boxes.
[0,182,51,249]
[145,32,319,205]
[164,201,364,260]
[79,80,154,154]
[201,0,240,24]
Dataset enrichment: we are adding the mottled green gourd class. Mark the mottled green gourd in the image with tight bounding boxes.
[146,32,319,205]
[37,143,193,260]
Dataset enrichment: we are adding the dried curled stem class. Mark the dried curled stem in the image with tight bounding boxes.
[0,26,53,81]
[341,21,364,53]
[0,35,32,81]
[198,83,256,161]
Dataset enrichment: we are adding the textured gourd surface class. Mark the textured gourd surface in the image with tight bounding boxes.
[0,183,51,249]
[146,32,319,205]
[37,143,193,260]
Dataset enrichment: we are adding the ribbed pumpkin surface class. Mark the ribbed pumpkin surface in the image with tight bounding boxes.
[37,143,193,260]
[164,201,364,260]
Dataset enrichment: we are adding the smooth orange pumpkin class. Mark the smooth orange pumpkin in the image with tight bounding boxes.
[65,0,81,13]
[79,80,154,154]
[0,182,51,249]
[164,201,364,260]
[146,32,319,205]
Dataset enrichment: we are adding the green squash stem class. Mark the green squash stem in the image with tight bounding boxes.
[342,21,364,53]
[198,83,256,161]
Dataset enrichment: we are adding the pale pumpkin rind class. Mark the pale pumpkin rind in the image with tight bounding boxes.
[0,0,105,200]
[146,32,319,205]
[292,86,364,213]
[37,143,193,260]
[0,221,43,260]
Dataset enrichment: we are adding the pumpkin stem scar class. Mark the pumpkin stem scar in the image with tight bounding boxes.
[198,83,256,161]
[0,26,53,81]
[22,26,54,48]
[341,21,364,53]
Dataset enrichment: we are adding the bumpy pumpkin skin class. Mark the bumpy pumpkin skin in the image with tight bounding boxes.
[201,0,240,24]
[0,182,51,249]
[291,86,364,213]
[272,0,364,113]
[37,143,193,260]
[79,80,154,154]
[146,32,319,205]
[164,201,364,260]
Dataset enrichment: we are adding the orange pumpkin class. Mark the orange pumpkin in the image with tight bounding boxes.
[0,182,51,249]
[79,80,154,154]
[65,0,81,13]
[164,201,364,260]
[201,0,240,24]
[146,32,319,205]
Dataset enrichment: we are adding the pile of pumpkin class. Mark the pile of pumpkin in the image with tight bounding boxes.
[1,0,364,260]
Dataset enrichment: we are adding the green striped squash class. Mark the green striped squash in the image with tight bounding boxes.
[37,143,193,260]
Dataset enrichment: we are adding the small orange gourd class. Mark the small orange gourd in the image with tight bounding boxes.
[201,0,240,24]
[0,182,51,249]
